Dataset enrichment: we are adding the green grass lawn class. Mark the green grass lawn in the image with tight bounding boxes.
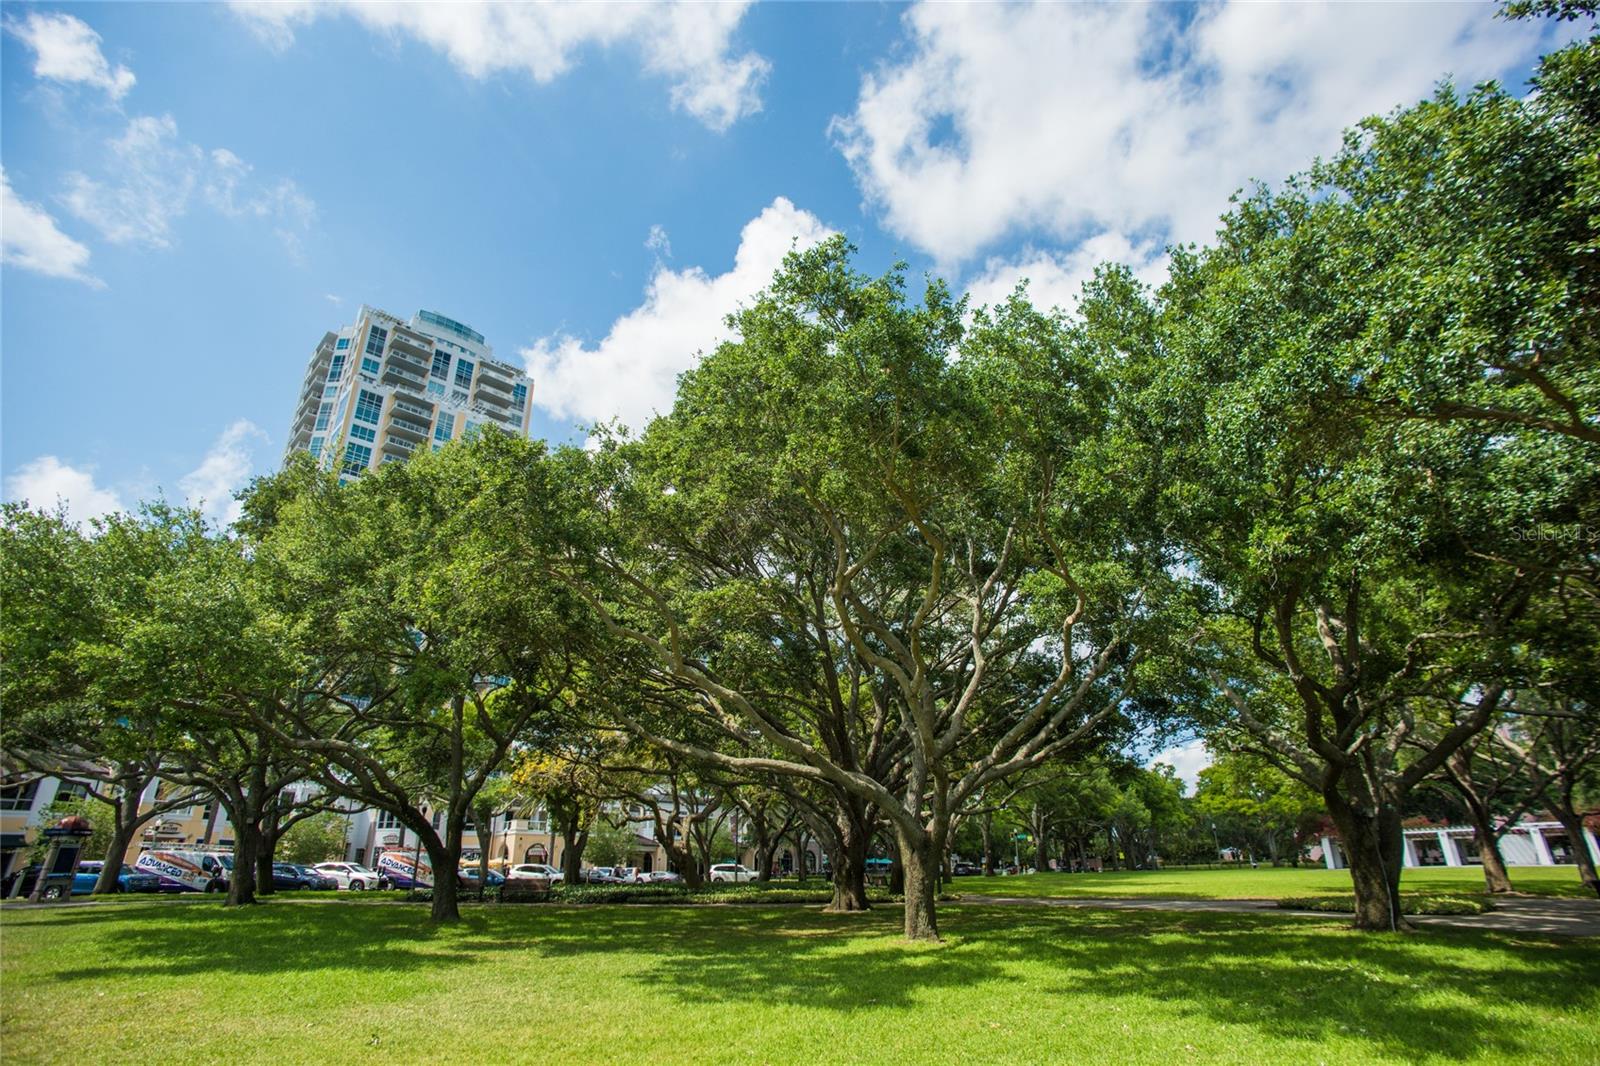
[2,897,1595,1065]
[955,864,1595,900]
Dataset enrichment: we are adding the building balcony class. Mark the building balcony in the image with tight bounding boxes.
[472,401,517,425]
[386,348,430,375]
[381,435,418,456]
[382,363,428,389]
[476,371,514,395]
[391,397,435,420]
[473,384,512,408]
[390,327,433,356]
[385,415,431,441]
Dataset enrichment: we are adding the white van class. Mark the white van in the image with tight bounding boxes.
[374,848,435,889]
[134,849,231,893]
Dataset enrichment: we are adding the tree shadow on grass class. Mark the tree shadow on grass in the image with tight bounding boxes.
[535,903,1597,1062]
[6,899,524,982]
[8,897,1595,1061]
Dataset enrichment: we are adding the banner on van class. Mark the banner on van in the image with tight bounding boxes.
[376,848,434,888]
[135,850,224,892]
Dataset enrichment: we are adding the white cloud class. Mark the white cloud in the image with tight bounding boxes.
[5,456,125,526]
[7,423,267,532]
[6,11,136,100]
[231,1,768,131]
[179,420,268,530]
[63,115,197,247]
[1150,738,1211,793]
[62,115,314,255]
[0,166,101,286]
[964,233,1167,317]
[179,421,268,530]
[834,2,1550,266]
[523,197,832,435]
[645,224,673,259]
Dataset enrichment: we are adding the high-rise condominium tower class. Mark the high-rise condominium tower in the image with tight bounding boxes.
[285,305,534,477]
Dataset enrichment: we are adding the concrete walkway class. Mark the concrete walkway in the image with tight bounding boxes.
[1410,896,1600,937]
[970,893,1600,937]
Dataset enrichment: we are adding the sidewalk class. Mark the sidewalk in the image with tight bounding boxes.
[969,893,1600,937]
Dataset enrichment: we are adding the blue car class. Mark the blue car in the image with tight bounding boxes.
[74,861,161,894]
[458,867,505,888]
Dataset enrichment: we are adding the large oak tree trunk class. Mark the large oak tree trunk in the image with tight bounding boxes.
[427,833,460,922]
[898,827,941,942]
[256,847,275,897]
[94,789,145,895]
[1552,805,1600,898]
[95,823,135,895]
[1326,798,1404,931]
[226,821,259,907]
[665,839,703,889]
[825,813,870,912]
[980,818,995,876]
[558,812,587,886]
[1465,807,1513,894]
[754,834,774,882]
[256,810,283,897]
[474,804,494,901]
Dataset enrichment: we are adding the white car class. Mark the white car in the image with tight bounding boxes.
[709,863,756,884]
[505,863,562,884]
[314,862,382,890]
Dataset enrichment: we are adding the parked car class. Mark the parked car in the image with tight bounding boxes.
[74,860,162,894]
[642,871,682,884]
[951,861,981,877]
[505,863,560,885]
[457,867,505,889]
[269,863,317,891]
[2,864,76,900]
[269,863,337,890]
[709,863,755,884]
[612,867,641,884]
[583,866,622,884]
[313,862,381,891]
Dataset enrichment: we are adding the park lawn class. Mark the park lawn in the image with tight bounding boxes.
[955,865,1594,900]
[2,898,1596,1065]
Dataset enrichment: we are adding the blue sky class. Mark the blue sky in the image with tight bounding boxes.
[1,2,1566,784]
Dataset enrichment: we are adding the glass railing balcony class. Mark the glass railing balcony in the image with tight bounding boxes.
[386,349,429,374]
[473,385,512,408]
[392,397,435,418]
[385,416,431,440]
[390,327,432,351]
[382,363,427,387]
[476,373,514,395]
[382,434,418,454]
[471,401,516,424]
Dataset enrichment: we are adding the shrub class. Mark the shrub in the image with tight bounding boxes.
[1276,894,1491,916]
[415,881,956,906]
[540,883,940,906]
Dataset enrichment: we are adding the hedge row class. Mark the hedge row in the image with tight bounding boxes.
[411,884,955,906]
[1276,894,1491,916]
[546,883,909,905]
